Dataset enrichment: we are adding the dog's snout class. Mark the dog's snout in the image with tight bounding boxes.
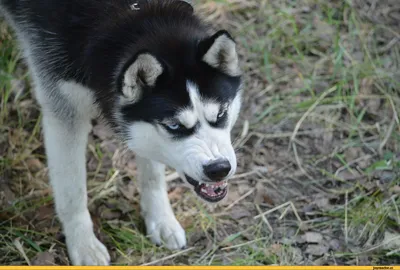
[203,159,231,181]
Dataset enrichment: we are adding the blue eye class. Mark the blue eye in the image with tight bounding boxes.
[162,121,186,132]
[167,123,180,130]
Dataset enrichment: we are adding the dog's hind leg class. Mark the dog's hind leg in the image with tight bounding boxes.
[136,156,187,250]
[40,82,110,265]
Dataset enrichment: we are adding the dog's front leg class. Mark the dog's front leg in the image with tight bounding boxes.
[42,112,110,265]
[136,156,187,250]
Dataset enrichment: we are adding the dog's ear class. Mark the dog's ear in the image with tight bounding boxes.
[176,0,194,13]
[199,30,241,77]
[121,53,163,102]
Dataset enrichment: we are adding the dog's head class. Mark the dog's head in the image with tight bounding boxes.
[116,30,242,202]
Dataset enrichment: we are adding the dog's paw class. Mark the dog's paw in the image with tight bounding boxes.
[65,228,110,265]
[145,215,187,250]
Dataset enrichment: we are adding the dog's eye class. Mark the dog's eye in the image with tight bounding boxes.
[162,122,186,132]
[166,123,181,130]
[217,107,229,121]
[210,108,228,128]
[217,110,227,119]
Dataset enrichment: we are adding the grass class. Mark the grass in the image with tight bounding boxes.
[1,0,400,266]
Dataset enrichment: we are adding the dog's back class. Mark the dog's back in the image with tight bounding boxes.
[0,0,205,85]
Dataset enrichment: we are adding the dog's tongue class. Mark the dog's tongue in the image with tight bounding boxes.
[199,181,227,197]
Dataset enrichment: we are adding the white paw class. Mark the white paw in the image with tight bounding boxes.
[64,224,110,265]
[145,215,187,250]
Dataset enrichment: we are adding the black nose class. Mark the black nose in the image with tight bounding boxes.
[203,159,231,181]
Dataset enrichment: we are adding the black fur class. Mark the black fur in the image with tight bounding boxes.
[1,0,241,133]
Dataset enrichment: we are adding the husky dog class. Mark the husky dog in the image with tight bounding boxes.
[0,0,242,265]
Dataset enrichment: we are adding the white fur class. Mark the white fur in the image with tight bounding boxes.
[29,66,239,266]
[227,92,242,129]
[127,81,239,183]
[136,156,186,249]
[202,34,241,77]
[7,14,110,263]
[1,2,241,265]
[58,81,100,118]
[122,53,163,102]
[203,101,221,123]
[40,81,109,265]
[177,109,197,128]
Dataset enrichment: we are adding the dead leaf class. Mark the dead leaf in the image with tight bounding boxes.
[229,208,251,220]
[10,78,26,101]
[87,157,99,171]
[313,16,334,45]
[168,187,185,201]
[100,140,118,153]
[383,231,400,250]
[26,158,44,172]
[100,208,122,220]
[322,131,333,151]
[266,243,283,255]
[390,185,400,194]
[34,205,55,221]
[118,178,137,201]
[92,122,113,140]
[180,216,194,230]
[126,160,137,172]
[337,169,361,181]
[344,147,362,162]
[224,188,240,206]
[254,182,266,205]
[314,195,332,211]
[254,182,277,205]
[237,182,251,195]
[46,226,61,235]
[305,244,329,256]
[329,239,341,251]
[0,181,16,207]
[378,170,395,184]
[103,198,133,214]
[31,252,55,266]
[359,78,381,113]
[301,232,323,244]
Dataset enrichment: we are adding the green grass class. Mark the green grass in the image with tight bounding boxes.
[1,0,400,266]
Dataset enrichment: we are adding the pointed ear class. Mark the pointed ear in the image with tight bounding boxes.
[199,30,241,77]
[120,53,163,102]
[176,0,194,13]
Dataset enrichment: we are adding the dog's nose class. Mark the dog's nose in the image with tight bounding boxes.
[203,159,231,181]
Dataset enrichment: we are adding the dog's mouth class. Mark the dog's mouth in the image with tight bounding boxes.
[185,175,228,203]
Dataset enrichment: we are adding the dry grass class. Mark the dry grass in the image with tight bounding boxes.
[1,0,400,266]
